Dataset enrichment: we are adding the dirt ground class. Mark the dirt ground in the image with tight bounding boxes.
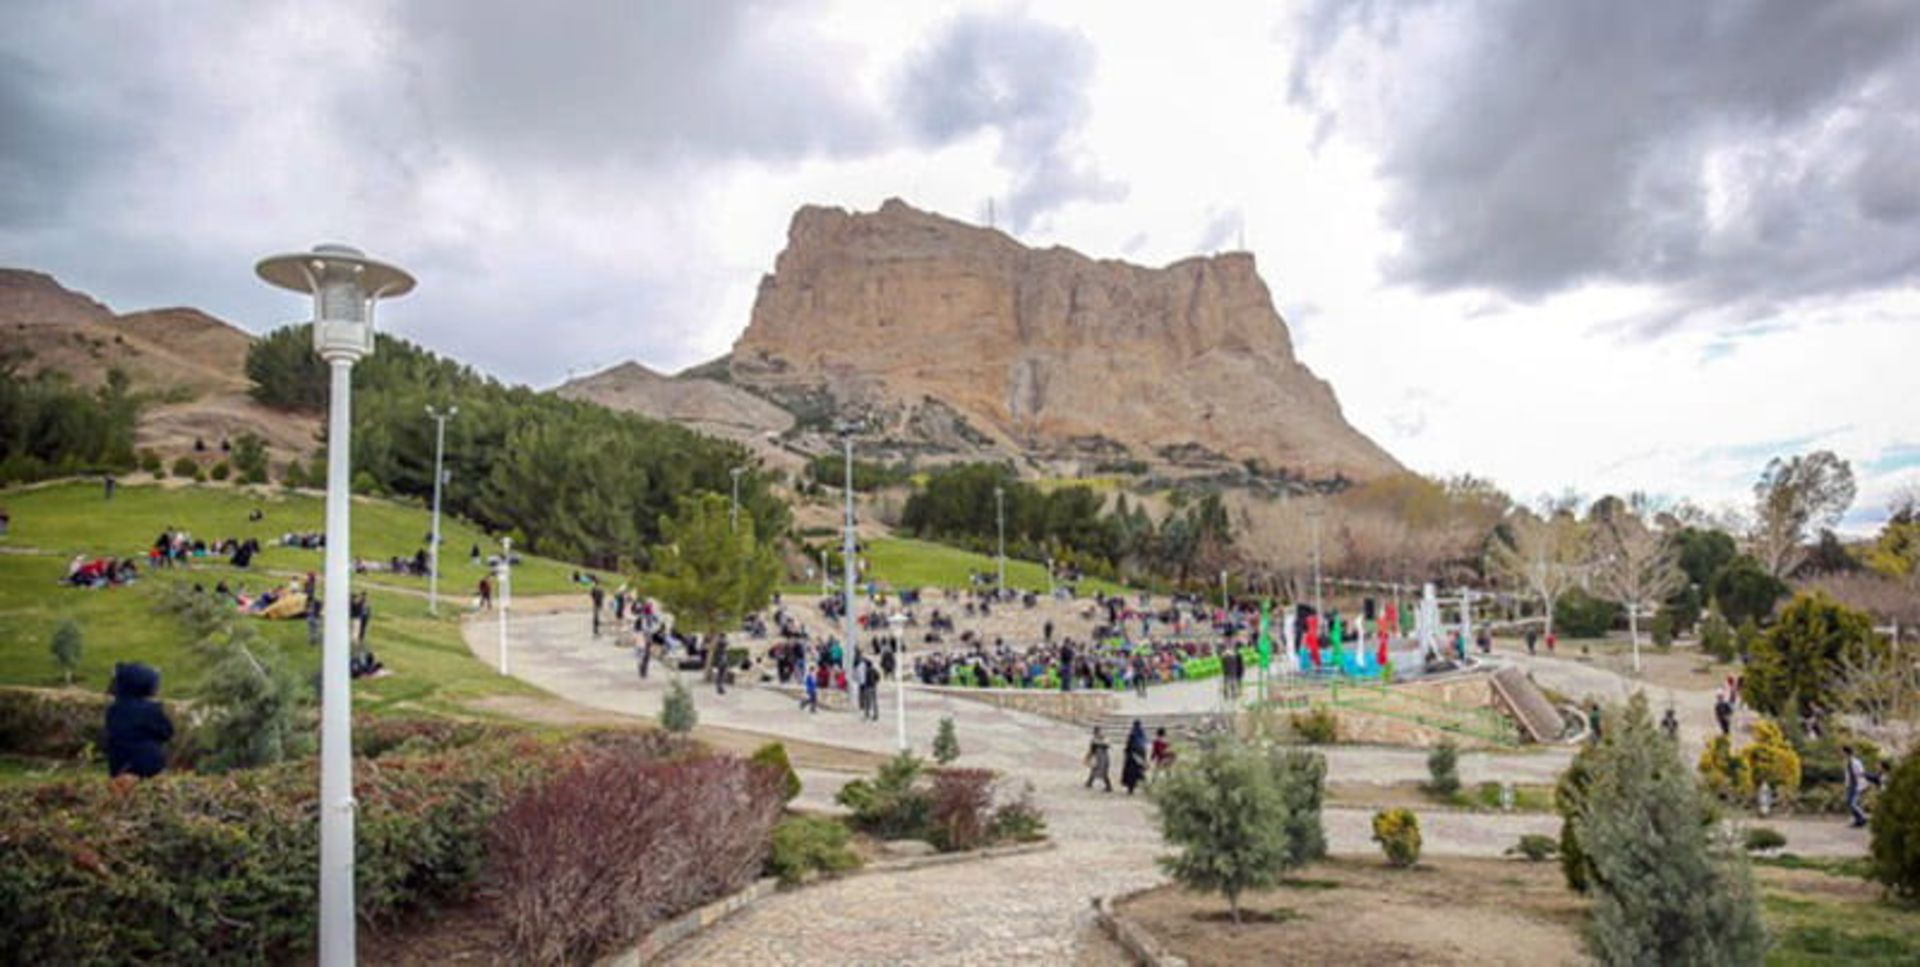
[1119,856,1589,967]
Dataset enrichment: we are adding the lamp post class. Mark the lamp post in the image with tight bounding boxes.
[256,243,414,967]
[994,485,1006,595]
[497,536,512,675]
[837,422,859,691]
[889,611,909,752]
[1307,501,1325,621]
[425,405,457,615]
[729,466,745,534]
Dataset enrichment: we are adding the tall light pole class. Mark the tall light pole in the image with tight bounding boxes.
[994,485,1006,595]
[1307,500,1325,621]
[497,536,512,675]
[889,611,909,752]
[425,405,457,615]
[838,422,859,692]
[729,465,746,534]
[257,243,414,967]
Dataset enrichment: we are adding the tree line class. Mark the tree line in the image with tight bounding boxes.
[0,355,140,483]
[247,324,789,569]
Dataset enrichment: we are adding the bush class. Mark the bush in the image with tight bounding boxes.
[750,742,801,802]
[1735,618,1763,661]
[1650,609,1675,650]
[766,816,860,885]
[1291,706,1338,744]
[988,781,1048,843]
[1372,808,1422,867]
[138,449,162,475]
[1745,591,1885,718]
[1576,695,1766,966]
[928,768,995,852]
[660,679,697,734]
[1151,736,1296,922]
[932,716,960,764]
[1699,608,1736,663]
[1738,720,1801,803]
[231,433,269,485]
[1509,833,1559,862]
[1427,740,1461,797]
[487,750,784,965]
[1698,734,1748,802]
[1869,750,1920,899]
[49,621,82,685]
[836,752,931,840]
[0,686,112,759]
[1269,747,1328,865]
[0,729,570,963]
[1744,827,1788,852]
[209,460,230,481]
[171,456,198,478]
[1556,587,1623,638]
[1557,741,1597,892]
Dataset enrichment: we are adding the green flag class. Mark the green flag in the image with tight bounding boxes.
[1258,599,1272,668]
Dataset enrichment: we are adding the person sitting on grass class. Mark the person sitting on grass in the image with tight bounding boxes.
[105,662,173,779]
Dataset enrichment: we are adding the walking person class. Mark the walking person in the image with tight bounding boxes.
[351,591,372,646]
[1121,720,1149,796]
[476,575,493,611]
[801,662,819,713]
[590,583,605,638]
[1844,745,1883,828]
[1131,654,1149,698]
[1714,691,1734,736]
[634,632,652,680]
[1150,727,1175,779]
[1084,727,1113,792]
[1525,628,1538,656]
[714,636,730,696]
[1661,707,1681,742]
[858,657,879,721]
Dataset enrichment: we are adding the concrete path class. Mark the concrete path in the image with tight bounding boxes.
[468,612,1872,964]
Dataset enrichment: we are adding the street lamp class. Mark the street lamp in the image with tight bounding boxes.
[256,243,414,967]
[837,421,859,691]
[889,611,909,752]
[425,405,457,615]
[497,536,513,674]
[994,485,1006,595]
[1306,500,1325,621]
[729,465,746,534]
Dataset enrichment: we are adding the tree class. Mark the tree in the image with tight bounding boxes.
[1487,511,1586,639]
[1576,695,1767,966]
[1745,591,1886,719]
[932,717,960,765]
[1150,736,1295,923]
[641,493,781,678]
[1870,749,1920,900]
[1751,451,1856,579]
[1589,510,1685,671]
[661,679,697,734]
[49,621,82,685]
[230,432,269,485]
[1709,555,1789,628]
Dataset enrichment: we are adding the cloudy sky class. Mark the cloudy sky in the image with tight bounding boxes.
[4,0,1916,527]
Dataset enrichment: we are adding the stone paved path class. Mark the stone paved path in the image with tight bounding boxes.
[468,611,1871,964]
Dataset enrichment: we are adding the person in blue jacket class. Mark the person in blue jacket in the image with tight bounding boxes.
[105,662,173,778]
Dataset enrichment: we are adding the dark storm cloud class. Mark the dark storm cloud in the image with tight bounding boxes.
[894,13,1124,231]
[394,0,884,166]
[1291,0,1920,327]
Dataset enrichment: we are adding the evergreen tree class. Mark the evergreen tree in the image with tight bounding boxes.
[661,679,697,734]
[932,716,960,764]
[642,493,781,677]
[49,620,82,685]
[1150,736,1294,923]
[1745,591,1885,717]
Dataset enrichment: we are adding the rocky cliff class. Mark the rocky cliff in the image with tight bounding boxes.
[728,199,1401,482]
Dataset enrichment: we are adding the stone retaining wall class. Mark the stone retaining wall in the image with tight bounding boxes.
[1093,889,1188,967]
[914,684,1119,723]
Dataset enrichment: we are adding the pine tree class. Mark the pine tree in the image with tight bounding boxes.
[932,716,960,764]
[1150,736,1293,923]
[49,621,82,685]
[661,679,697,734]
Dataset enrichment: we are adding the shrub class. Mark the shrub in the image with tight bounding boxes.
[836,752,931,840]
[1509,833,1559,862]
[933,716,960,764]
[1270,747,1328,865]
[486,750,783,965]
[1291,706,1338,744]
[1556,587,1623,638]
[989,782,1048,843]
[1697,608,1735,662]
[1738,720,1801,803]
[928,768,995,852]
[1745,591,1885,718]
[660,679,697,734]
[1427,739,1461,797]
[1650,609,1675,650]
[766,816,860,885]
[1698,734,1748,802]
[49,621,83,685]
[1151,736,1295,922]
[138,449,162,475]
[1372,808,1422,867]
[231,433,269,484]
[1744,827,1788,852]
[1868,750,1920,898]
[171,456,198,478]
[0,686,112,759]
[750,742,801,802]
[1576,694,1766,966]
[209,460,231,481]
[280,460,308,488]
[1557,741,1598,892]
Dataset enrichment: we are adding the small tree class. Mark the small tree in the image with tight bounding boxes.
[1589,509,1686,671]
[661,679,697,734]
[196,631,307,771]
[1371,808,1422,867]
[49,620,82,685]
[1269,747,1328,866]
[1870,749,1920,899]
[1426,739,1461,797]
[751,742,802,802]
[1150,736,1293,923]
[1744,591,1885,718]
[1699,607,1735,663]
[642,493,781,680]
[1487,510,1586,640]
[231,432,269,485]
[932,716,960,765]
[1576,694,1767,966]
[171,456,198,478]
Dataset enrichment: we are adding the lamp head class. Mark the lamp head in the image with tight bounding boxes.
[256,244,414,364]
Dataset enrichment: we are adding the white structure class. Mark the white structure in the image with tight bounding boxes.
[256,244,414,967]
[425,405,456,615]
[889,612,909,752]
[837,423,859,690]
[994,485,1007,593]
[497,536,513,674]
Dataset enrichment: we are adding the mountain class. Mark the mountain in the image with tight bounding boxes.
[555,360,793,443]
[722,199,1401,482]
[0,268,318,462]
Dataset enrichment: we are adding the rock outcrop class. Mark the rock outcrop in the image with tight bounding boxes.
[555,360,794,443]
[728,200,1401,482]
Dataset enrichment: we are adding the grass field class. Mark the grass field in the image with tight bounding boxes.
[862,536,1129,596]
[0,480,609,596]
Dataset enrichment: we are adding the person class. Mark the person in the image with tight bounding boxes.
[1122,720,1149,795]
[1150,727,1175,776]
[1525,628,1538,656]
[1060,642,1075,692]
[476,575,493,611]
[350,647,384,678]
[306,597,322,646]
[1131,654,1149,698]
[801,663,820,713]
[858,657,879,721]
[1587,702,1603,744]
[1545,631,1557,654]
[590,583,606,637]
[1714,691,1734,736]
[1844,745,1883,828]
[1660,707,1681,742]
[1084,727,1113,792]
[105,662,173,779]
[351,591,372,646]
[103,474,116,500]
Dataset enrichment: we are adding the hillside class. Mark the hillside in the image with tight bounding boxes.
[554,360,798,469]
[0,269,319,464]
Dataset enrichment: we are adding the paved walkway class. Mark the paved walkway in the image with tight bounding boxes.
[467,612,1872,964]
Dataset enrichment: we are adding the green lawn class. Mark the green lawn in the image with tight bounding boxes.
[863,536,1129,595]
[0,480,609,596]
